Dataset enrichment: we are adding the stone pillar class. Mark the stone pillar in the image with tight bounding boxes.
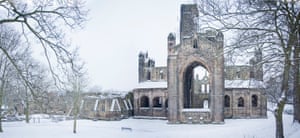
[167,55,178,123]
[212,44,225,123]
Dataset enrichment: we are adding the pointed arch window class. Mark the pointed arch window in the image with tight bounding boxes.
[147,71,151,80]
[193,39,198,48]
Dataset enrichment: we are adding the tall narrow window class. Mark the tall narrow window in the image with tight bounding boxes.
[203,100,209,109]
[147,71,151,80]
[206,84,210,93]
[201,84,205,93]
[224,95,230,107]
[193,39,198,48]
[159,70,164,80]
[252,95,258,107]
[165,99,168,108]
[238,97,244,107]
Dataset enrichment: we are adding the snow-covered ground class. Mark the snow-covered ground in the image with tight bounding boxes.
[0,111,300,138]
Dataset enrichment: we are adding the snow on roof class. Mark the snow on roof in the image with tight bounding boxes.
[84,93,125,99]
[225,80,265,89]
[135,81,167,89]
[135,80,263,89]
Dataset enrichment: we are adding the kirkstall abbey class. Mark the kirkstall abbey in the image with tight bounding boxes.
[133,4,267,124]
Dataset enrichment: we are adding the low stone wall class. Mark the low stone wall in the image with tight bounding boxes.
[181,109,211,124]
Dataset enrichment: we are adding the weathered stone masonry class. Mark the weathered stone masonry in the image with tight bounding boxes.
[133,4,267,124]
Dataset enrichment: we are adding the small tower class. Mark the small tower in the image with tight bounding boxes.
[138,52,146,83]
[254,48,263,81]
[250,48,263,81]
[168,33,176,47]
[167,33,176,54]
[138,52,156,82]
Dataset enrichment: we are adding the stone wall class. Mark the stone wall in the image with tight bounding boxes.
[80,96,132,121]
[133,88,168,118]
[224,88,267,118]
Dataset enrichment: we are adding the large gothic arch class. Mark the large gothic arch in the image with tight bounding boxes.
[168,43,224,124]
[181,60,211,109]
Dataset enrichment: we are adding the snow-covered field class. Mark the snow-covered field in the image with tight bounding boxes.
[0,111,300,138]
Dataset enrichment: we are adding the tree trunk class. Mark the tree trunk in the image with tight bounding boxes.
[73,115,77,134]
[275,57,290,138]
[294,60,300,123]
[0,87,3,132]
[0,79,5,132]
[275,100,285,138]
[0,117,2,133]
[25,88,29,123]
[293,31,300,123]
[25,102,29,123]
[73,90,79,134]
[294,90,300,123]
[73,100,79,134]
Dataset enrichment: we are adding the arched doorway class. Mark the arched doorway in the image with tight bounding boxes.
[183,62,210,108]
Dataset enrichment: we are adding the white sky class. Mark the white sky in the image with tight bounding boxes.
[72,0,195,91]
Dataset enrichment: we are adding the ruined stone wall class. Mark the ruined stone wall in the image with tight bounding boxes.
[225,66,251,80]
[80,96,132,121]
[224,89,267,118]
[138,52,167,82]
[133,88,168,117]
[150,67,167,81]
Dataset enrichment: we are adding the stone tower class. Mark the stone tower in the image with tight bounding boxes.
[138,52,155,82]
[138,53,145,83]
[254,48,263,81]
[167,4,224,124]
[180,4,199,41]
[250,48,263,81]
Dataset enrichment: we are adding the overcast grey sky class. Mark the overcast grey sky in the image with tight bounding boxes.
[71,0,194,91]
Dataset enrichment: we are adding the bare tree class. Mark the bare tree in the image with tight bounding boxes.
[19,57,51,123]
[0,0,88,102]
[62,50,87,134]
[0,25,27,132]
[196,0,299,137]
[0,0,87,132]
